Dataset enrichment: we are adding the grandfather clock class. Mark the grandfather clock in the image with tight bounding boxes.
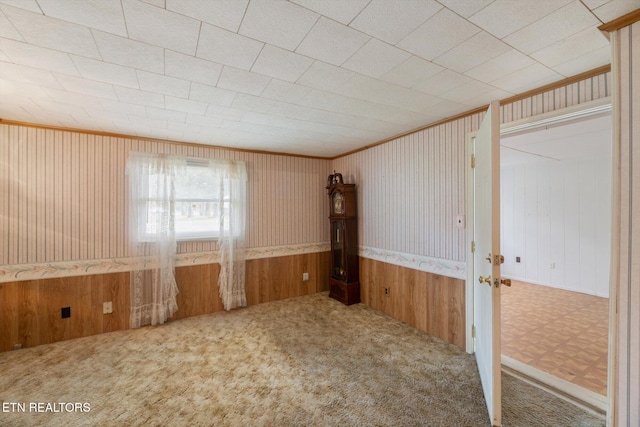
[326,172,360,305]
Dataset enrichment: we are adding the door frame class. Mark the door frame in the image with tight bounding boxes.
[464,96,613,402]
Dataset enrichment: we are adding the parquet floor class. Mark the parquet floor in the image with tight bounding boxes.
[501,280,609,395]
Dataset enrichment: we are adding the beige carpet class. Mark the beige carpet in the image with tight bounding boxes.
[0,292,604,426]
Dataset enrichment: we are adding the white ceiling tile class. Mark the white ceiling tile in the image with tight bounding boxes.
[19,103,85,126]
[552,45,611,77]
[0,38,79,75]
[349,0,442,44]
[122,0,200,55]
[296,61,356,92]
[0,48,12,62]
[1,4,100,58]
[100,98,147,115]
[166,0,248,32]
[428,98,470,119]
[37,0,127,36]
[3,80,51,98]
[0,99,35,121]
[72,56,139,88]
[296,17,369,66]
[337,73,390,101]
[164,96,208,115]
[438,79,496,104]
[0,9,23,40]
[464,50,535,83]
[186,113,223,128]
[146,105,187,122]
[342,39,411,78]
[581,0,608,8]
[290,0,368,24]
[0,0,41,13]
[114,86,165,108]
[298,89,424,126]
[490,62,562,93]
[589,0,639,23]
[205,104,245,121]
[139,0,164,7]
[54,73,118,99]
[462,87,513,107]
[165,50,222,86]
[412,69,473,96]
[437,0,495,18]
[503,2,600,55]
[469,0,572,39]
[136,70,190,98]
[532,27,609,68]
[368,83,441,113]
[36,89,107,111]
[92,30,164,73]
[232,93,341,127]
[381,56,443,88]
[251,45,313,82]
[189,82,236,107]
[0,61,63,89]
[196,23,263,71]
[398,8,480,60]
[231,93,306,120]
[217,66,271,96]
[239,0,318,51]
[261,79,312,104]
[434,31,511,73]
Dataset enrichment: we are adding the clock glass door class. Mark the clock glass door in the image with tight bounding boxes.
[331,221,346,280]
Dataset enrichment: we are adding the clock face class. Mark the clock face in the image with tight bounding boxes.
[333,192,344,214]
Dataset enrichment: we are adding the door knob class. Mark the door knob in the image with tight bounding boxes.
[478,275,491,285]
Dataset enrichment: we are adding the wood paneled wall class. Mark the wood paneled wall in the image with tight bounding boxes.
[0,251,330,352]
[360,257,465,350]
[501,154,612,297]
[0,272,130,351]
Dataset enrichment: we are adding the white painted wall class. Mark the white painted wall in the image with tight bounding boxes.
[500,155,612,297]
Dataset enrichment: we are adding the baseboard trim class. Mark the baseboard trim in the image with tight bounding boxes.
[501,355,607,417]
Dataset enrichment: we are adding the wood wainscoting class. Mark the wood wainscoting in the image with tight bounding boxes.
[360,257,466,350]
[0,251,330,352]
[0,272,130,352]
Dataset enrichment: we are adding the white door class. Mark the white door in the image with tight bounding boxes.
[473,101,502,426]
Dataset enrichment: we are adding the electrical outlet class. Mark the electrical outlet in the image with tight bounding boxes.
[516,256,521,263]
[103,301,113,314]
[550,262,556,269]
[61,307,71,318]
[384,287,389,296]
[302,272,309,281]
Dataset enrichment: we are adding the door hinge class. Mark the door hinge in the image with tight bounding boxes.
[472,325,476,339]
[471,241,475,253]
[471,155,476,168]
[494,254,504,265]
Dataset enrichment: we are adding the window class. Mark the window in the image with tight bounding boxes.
[127,152,248,311]
[129,154,245,243]
[144,160,231,241]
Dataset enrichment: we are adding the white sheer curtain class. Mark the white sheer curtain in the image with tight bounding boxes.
[126,152,184,328]
[213,160,248,311]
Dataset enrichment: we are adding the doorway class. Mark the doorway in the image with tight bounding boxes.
[499,105,612,411]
